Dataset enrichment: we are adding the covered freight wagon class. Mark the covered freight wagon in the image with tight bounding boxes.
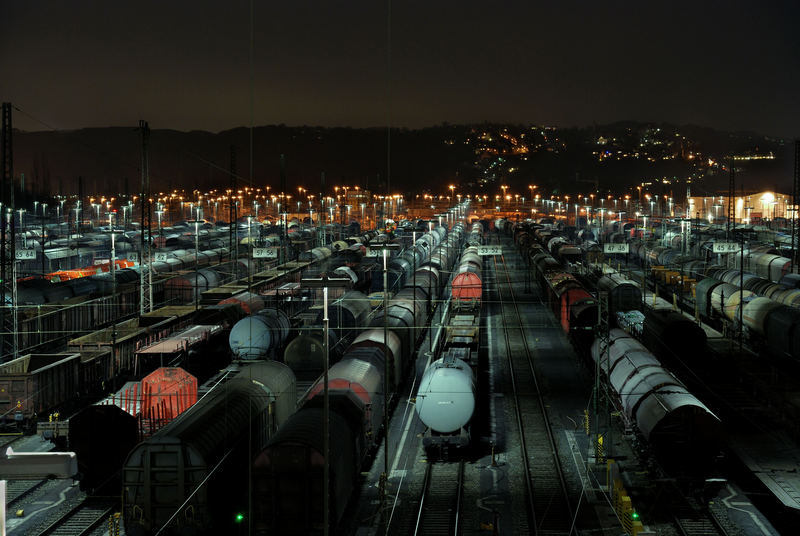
[123,362,296,535]
[0,353,80,424]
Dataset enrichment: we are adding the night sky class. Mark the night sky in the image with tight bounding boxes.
[2,1,798,137]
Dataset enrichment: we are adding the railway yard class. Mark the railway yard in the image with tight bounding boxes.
[3,203,800,536]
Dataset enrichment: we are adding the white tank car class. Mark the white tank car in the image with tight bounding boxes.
[415,355,475,433]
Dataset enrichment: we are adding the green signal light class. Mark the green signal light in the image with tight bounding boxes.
[235,513,245,523]
[631,511,640,520]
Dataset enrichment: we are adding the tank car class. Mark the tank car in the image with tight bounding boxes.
[591,329,720,472]
[451,246,482,309]
[250,220,462,534]
[282,290,370,379]
[416,350,475,448]
[228,308,290,360]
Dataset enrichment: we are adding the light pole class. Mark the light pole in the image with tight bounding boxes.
[155,210,164,237]
[17,209,25,248]
[247,216,252,293]
[374,241,400,500]
[106,211,119,391]
[190,218,202,310]
[73,204,81,239]
[299,274,352,536]
[109,211,117,276]
[8,209,18,360]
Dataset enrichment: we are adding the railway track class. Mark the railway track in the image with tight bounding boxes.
[673,509,732,536]
[6,479,47,505]
[32,498,116,536]
[492,244,575,536]
[666,484,734,536]
[412,460,465,536]
[0,433,23,449]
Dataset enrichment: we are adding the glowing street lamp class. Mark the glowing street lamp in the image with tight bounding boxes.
[155,209,164,236]
[73,204,81,237]
[17,209,26,248]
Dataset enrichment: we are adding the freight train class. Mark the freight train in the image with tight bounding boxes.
[68,367,198,494]
[532,252,598,347]
[0,300,237,428]
[280,224,456,381]
[590,329,721,473]
[250,221,467,535]
[56,225,373,531]
[282,290,371,379]
[108,218,458,535]
[628,240,800,360]
[7,217,364,360]
[8,245,239,359]
[516,225,723,472]
[415,240,483,452]
[122,361,297,536]
[1,223,371,428]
